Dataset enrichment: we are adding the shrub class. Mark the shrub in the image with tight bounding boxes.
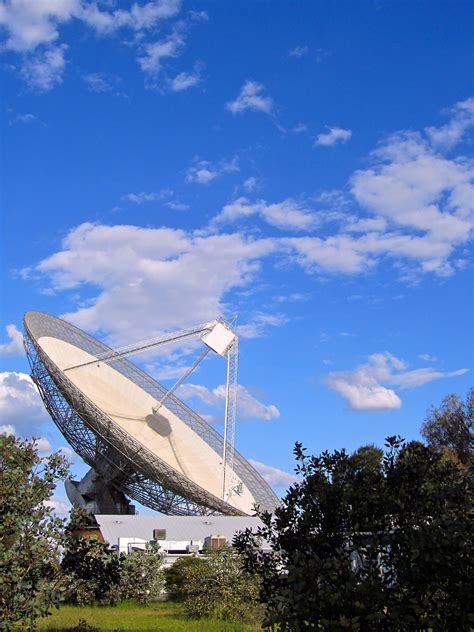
[164,555,205,600]
[180,548,262,623]
[118,544,165,603]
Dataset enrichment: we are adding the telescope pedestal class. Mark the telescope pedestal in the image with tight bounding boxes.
[65,467,135,515]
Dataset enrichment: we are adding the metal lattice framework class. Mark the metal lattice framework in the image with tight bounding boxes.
[24,311,279,516]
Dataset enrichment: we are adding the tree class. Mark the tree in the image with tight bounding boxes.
[0,435,69,631]
[61,532,122,605]
[235,437,473,631]
[421,388,473,464]
[179,548,262,623]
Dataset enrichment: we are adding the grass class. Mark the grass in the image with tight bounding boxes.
[34,601,262,631]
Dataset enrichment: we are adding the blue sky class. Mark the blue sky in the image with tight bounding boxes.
[1,0,473,513]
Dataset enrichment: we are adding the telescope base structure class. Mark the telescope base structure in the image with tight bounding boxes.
[65,468,135,515]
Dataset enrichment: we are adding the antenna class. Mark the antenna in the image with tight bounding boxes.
[24,311,278,516]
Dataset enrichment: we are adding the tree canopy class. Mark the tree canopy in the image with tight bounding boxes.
[235,435,473,631]
[421,387,473,464]
[0,435,69,631]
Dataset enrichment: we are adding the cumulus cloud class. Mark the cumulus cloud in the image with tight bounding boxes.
[213,197,317,231]
[226,81,273,115]
[350,128,474,276]
[0,324,24,356]
[20,43,67,92]
[44,494,71,517]
[315,127,352,146]
[179,382,280,421]
[33,222,276,343]
[0,1,188,90]
[324,352,468,411]
[169,64,202,91]
[185,157,239,185]
[79,0,180,34]
[425,97,474,150]
[0,424,16,436]
[0,0,77,52]
[0,371,50,434]
[137,30,184,77]
[248,459,296,487]
[243,177,259,192]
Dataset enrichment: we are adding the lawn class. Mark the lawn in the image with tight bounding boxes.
[35,601,263,631]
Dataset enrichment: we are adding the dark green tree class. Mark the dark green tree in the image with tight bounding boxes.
[0,435,69,631]
[421,387,473,464]
[61,531,122,605]
[235,436,473,631]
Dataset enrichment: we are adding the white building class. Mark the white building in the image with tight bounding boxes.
[94,514,266,566]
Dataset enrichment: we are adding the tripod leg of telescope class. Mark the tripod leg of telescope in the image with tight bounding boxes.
[65,467,135,515]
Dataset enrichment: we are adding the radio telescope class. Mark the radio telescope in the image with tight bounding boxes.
[24,311,279,517]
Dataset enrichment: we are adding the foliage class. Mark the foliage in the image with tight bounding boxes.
[235,436,473,631]
[164,555,205,600]
[61,533,122,606]
[179,548,262,623]
[117,544,165,603]
[0,434,69,631]
[421,387,473,464]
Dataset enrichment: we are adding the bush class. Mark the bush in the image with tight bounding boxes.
[164,556,205,600]
[179,548,262,623]
[61,535,122,605]
[117,544,165,603]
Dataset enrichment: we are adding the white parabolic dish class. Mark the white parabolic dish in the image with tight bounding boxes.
[24,311,279,516]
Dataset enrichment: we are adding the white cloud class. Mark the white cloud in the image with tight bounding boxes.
[12,112,36,124]
[0,371,50,434]
[165,200,189,211]
[137,30,184,77]
[213,197,317,231]
[288,45,308,58]
[426,97,474,149]
[248,459,296,487]
[324,352,468,411]
[419,353,437,363]
[0,424,16,436]
[0,0,78,52]
[0,324,24,356]
[350,129,474,275]
[179,382,280,421]
[44,494,71,517]
[236,312,288,339]
[82,72,120,93]
[169,66,201,91]
[226,80,273,115]
[123,189,172,204]
[185,157,239,185]
[34,222,276,343]
[243,177,259,192]
[20,43,67,92]
[315,126,352,146]
[79,0,180,34]
[0,1,183,90]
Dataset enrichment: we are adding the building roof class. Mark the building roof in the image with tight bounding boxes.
[95,514,264,545]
